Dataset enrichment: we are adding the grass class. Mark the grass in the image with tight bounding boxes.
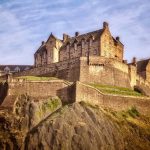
[89,83,144,97]
[16,76,58,81]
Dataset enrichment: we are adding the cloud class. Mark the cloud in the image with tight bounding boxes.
[0,0,150,64]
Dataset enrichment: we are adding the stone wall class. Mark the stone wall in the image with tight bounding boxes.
[80,57,131,88]
[14,56,133,88]
[8,80,69,98]
[14,57,81,82]
[0,79,73,108]
[75,81,150,115]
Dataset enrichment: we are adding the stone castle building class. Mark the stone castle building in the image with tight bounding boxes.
[34,22,123,67]
[13,22,150,90]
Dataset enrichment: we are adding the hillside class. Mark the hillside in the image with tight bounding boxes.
[0,96,150,150]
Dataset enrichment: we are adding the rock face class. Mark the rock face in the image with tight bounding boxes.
[0,97,150,150]
[0,95,62,149]
[24,102,150,150]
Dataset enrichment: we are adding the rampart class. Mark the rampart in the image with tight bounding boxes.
[14,57,81,82]
[80,57,132,88]
[0,79,150,115]
[14,56,136,88]
[75,81,150,115]
[0,79,73,108]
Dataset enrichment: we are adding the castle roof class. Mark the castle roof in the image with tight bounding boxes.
[35,44,47,54]
[60,29,103,50]
[137,58,150,73]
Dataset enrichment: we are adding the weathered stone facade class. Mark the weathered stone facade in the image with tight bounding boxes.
[34,34,62,67]
[34,22,124,67]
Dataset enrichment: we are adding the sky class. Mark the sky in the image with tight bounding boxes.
[0,0,150,65]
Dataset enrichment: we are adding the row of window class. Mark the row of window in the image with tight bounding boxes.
[67,40,93,51]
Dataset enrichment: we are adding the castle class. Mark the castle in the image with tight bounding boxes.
[12,22,150,89]
[0,21,150,115]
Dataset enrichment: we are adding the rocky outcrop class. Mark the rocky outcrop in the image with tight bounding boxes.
[0,96,150,150]
[24,102,150,150]
[0,95,62,149]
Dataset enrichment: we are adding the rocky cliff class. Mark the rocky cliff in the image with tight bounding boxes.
[0,96,150,150]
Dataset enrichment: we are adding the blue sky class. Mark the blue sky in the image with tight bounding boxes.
[0,0,150,65]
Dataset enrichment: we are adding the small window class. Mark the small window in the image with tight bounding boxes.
[82,41,85,48]
[93,49,97,55]
[74,43,77,51]
[89,39,92,47]
[67,45,69,51]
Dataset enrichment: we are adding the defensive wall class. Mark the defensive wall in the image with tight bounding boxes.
[74,81,150,115]
[13,56,136,88]
[0,79,73,108]
[1,79,150,115]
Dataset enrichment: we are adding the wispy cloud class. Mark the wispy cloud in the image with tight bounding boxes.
[0,0,150,64]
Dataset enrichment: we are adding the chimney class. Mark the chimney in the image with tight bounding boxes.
[132,57,137,65]
[63,33,69,42]
[42,41,45,45]
[103,21,109,29]
[116,36,120,41]
[75,32,79,37]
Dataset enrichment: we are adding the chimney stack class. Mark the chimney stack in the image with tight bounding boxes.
[116,36,120,41]
[63,33,69,42]
[75,32,79,37]
[132,57,137,65]
[103,21,109,29]
[42,41,45,45]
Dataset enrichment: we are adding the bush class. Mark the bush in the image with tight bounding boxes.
[127,106,140,118]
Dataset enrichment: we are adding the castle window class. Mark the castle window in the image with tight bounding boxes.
[67,45,69,51]
[89,39,92,47]
[93,49,97,55]
[74,43,77,51]
[82,40,85,48]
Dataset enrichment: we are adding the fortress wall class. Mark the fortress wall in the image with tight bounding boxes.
[14,58,81,81]
[79,57,131,88]
[75,81,150,115]
[7,80,68,98]
[88,56,129,73]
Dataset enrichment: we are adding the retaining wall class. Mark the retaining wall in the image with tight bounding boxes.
[75,81,150,115]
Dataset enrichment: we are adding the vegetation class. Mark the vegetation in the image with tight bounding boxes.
[89,83,144,97]
[41,98,61,113]
[16,76,58,81]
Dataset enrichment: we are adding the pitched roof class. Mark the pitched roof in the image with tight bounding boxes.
[60,29,104,50]
[35,44,47,54]
[137,58,150,72]
[46,33,62,43]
